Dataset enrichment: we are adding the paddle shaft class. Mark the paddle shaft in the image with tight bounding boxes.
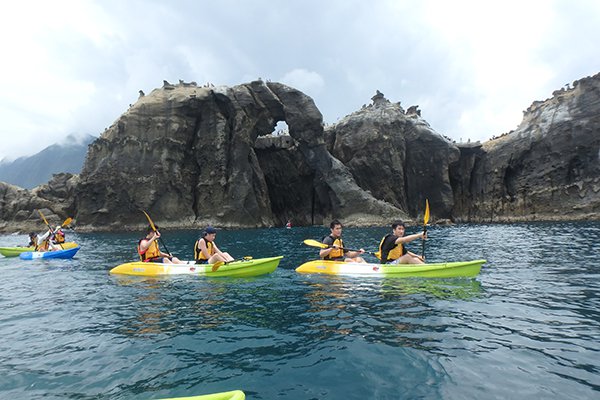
[142,211,172,256]
[421,199,430,258]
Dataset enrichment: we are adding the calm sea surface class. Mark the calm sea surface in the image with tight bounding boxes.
[0,222,599,399]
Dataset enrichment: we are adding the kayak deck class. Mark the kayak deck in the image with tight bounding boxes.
[295,259,486,278]
[159,390,245,400]
[110,256,283,277]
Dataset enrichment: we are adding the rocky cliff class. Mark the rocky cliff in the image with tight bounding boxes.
[74,80,402,230]
[450,73,600,222]
[1,73,599,232]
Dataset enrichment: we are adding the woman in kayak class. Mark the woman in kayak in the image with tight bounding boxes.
[194,226,234,264]
[29,229,61,251]
[138,225,183,264]
[377,220,426,264]
[320,220,366,263]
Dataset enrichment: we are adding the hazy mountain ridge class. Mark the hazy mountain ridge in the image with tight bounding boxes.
[0,134,95,189]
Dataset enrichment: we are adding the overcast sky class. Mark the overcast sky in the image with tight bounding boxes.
[1,0,598,160]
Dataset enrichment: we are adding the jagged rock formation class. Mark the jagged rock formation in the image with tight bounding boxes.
[1,73,599,232]
[324,91,459,219]
[0,173,78,232]
[75,80,402,230]
[450,73,600,221]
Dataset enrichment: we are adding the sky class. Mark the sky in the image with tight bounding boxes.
[1,0,599,160]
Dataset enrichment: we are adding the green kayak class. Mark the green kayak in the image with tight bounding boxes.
[158,390,245,400]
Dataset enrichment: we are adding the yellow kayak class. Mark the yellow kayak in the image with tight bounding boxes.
[296,259,486,278]
[110,256,282,277]
[158,390,245,400]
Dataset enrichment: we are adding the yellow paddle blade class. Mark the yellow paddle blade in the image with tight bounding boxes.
[211,261,224,272]
[424,199,430,226]
[142,210,157,231]
[303,239,328,249]
[61,217,73,227]
[38,210,50,226]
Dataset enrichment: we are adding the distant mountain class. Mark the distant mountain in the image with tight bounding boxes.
[0,134,95,189]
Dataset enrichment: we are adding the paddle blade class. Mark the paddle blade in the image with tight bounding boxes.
[38,210,50,226]
[211,261,224,272]
[303,239,328,249]
[61,217,73,227]
[424,199,430,226]
[142,210,157,231]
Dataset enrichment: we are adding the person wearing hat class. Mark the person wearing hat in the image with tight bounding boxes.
[138,225,183,264]
[376,220,426,264]
[194,226,234,264]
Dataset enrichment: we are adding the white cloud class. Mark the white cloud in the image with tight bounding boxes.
[0,0,598,159]
[280,69,325,97]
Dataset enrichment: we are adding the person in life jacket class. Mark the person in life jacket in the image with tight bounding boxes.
[194,226,234,264]
[138,225,183,264]
[320,220,366,263]
[376,220,426,264]
[31,228,59,251]
[52,225,66,245]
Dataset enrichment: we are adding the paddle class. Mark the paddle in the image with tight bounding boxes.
[421,199,430,258]
[38,210,73,249]
[211,256,253,272]
[142,210,172,256]
[302,239,377,256]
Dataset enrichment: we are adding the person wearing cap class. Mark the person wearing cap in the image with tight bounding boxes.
[138,225,183,264]
[376,220,426,264]
[28,228,59,251]
[194,226,234,264]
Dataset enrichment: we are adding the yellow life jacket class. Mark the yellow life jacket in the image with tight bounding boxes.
[54,231,65,244]
[194,239,214,260]
[138,239,161,261]
[323,236,344,260]
[375,234,404,262]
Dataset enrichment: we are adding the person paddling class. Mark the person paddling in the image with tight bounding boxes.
[194,226,234,264]
[29,228,61,252]
[376,220,426,264]
[138,225,183,264]
[320,220,366,263]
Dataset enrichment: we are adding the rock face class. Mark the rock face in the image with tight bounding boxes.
[0,173,78,232]
[75,80,402,230]
[324,91,459,219]
[450,73,600,221]
[1,73,599,232]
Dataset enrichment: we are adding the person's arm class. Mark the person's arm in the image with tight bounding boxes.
[139,231,159,252]
[319,237,335,258]
[37,230,51,245]
[395,231,426,244]
[212,243,226,257]
[199,239,211,259]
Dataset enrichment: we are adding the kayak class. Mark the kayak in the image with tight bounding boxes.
[0,242,78,257]
[110,256,283,277]
[159,390,245,400]
[19,246,81,260]
[295,259,486,278]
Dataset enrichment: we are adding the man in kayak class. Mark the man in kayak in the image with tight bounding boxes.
[194,226,234,264]
[138,225,183,264]
[320,220,366,262]
[377,220,426,264]
[29,228,61,251]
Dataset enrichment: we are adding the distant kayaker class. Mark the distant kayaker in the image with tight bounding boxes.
[52,225,66,245]
[320,220,366,263]
[194,226,234,264]
[28,232,38,247]
[376,220,426,264]
[138,225,183,264]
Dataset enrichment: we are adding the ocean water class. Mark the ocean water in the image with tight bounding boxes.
[0,222,599,399]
